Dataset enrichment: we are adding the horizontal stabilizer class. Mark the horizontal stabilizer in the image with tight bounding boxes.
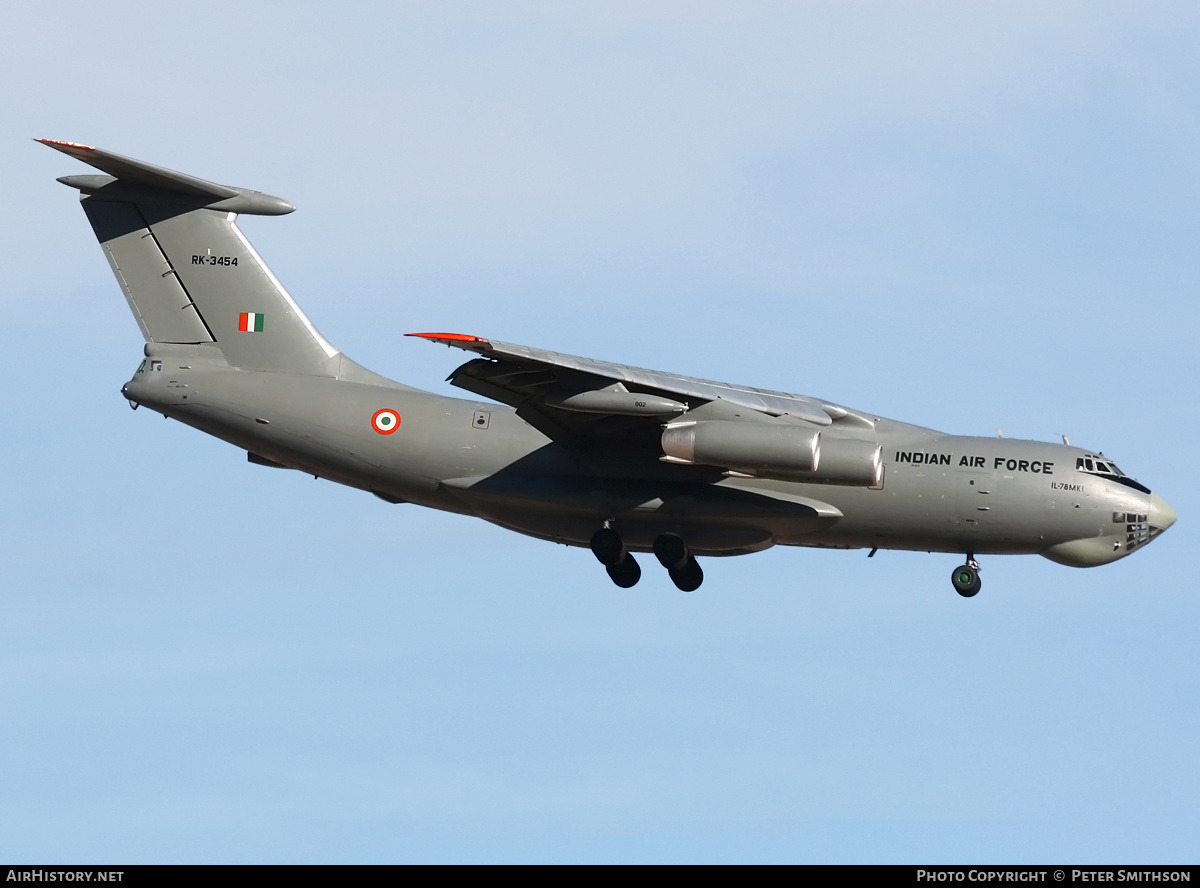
[39,139,295,216]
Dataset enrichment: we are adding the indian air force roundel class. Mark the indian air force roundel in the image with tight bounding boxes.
[371,409,401,434]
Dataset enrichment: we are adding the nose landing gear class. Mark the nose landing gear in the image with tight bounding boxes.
[951,556,982,597]
[591,527,641,588]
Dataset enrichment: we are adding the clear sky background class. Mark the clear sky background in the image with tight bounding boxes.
[1,1,1197,863]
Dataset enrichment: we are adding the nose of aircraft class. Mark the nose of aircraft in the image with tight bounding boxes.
[1148,492,1178,534]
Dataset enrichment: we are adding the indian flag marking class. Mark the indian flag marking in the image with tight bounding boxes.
[238,312,266,332]
[371,409,401,435]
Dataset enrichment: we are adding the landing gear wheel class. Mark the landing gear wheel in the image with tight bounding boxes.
[590,527,626,566]
[606,555,642,588]
[669,556,704,592]
[653,533,689,571]
[951,564,981,597]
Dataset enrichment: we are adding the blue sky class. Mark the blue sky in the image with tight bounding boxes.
[1,1,1197,862]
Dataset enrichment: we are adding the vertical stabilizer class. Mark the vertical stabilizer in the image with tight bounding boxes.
[43,139,341,376]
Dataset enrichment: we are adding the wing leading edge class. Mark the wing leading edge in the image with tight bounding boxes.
[407,332,839,445]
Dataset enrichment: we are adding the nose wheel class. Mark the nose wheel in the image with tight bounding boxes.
[951,557,982,597]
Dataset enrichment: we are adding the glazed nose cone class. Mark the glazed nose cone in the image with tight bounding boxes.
[1148,493,1177,533]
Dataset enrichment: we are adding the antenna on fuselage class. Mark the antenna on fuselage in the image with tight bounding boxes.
[995,428,1004,438]
[1059,433,1070,445]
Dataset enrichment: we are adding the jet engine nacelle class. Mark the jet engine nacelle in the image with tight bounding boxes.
[661,420,882,487]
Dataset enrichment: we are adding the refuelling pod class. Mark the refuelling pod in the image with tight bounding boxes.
[661,420,882,487]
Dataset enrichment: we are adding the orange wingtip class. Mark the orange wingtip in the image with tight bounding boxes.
[405,332,486,343]
[38,138,96,150]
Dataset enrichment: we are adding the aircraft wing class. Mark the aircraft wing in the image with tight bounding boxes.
[407,332,835,446]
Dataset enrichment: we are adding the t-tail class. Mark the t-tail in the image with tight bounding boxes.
[41,139,342,376]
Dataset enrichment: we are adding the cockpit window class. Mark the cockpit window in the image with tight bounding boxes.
[1076,455,1149,493]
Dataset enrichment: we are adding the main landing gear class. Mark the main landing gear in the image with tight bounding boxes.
[590,527,641,588]
[653,533,704,592]
[951,556,982,597]
[589,527,704,591]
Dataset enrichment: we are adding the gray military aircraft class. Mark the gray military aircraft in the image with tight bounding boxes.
[43,138,1177,596]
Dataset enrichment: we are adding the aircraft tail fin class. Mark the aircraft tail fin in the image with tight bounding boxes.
[42,139,340,375]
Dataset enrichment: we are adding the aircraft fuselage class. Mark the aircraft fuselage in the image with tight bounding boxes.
[122,346,1165,570]
[45,138,1174,595]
